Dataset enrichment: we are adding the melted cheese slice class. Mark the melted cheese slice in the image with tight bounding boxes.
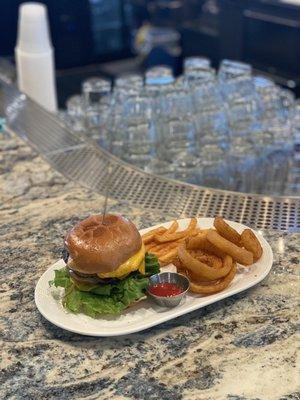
[97,244,145,279]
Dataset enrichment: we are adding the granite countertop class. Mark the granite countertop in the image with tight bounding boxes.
[0,134,299,400]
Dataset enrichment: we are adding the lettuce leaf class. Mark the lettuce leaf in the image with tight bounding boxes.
[145,253,160,275]
[49,267,71,289]
[63,286,125,316]
[49,253,159,316]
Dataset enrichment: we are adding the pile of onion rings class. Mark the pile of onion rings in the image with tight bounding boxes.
[175,217,263,295]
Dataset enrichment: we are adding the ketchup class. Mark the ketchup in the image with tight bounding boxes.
[149,282,183,297]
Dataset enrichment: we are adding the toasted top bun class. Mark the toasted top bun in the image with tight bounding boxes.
[64,214,142,274]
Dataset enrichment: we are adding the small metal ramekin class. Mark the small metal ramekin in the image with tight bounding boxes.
[147,272,190,308]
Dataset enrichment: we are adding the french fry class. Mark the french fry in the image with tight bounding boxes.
[154,218,198,243]
[188,217,198,231]
[142,226,167,244]
[159,248,178,264]
[144,221,178,246]
[155,228,199,243]
[145,242,159,252]
[189,228,202,237]
[150,242,176,253]
[151,241,179,252]
[165,220,179,234]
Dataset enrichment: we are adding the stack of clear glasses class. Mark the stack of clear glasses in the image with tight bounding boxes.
[60,58,298,196]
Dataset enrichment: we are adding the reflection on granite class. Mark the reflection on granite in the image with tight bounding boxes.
[0,135,299,400]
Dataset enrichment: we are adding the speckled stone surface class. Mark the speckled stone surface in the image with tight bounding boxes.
[0,134,299,400]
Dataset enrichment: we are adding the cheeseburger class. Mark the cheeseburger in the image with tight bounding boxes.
[50,214,159,316]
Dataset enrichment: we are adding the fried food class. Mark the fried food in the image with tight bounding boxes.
[165,220,179,234]
[149,241,179,253]
[159,248,179,265]
[240,229,263,262]
[145,242,159,252]
[187,232,227,259]
[207,230,253,266]
[214,216,241,246]
[154,218,198,243]
[180,262,237,294]
[142,227,167,244]
[143,218,201,265]
[191,252,223,269]
[178,243,233,280]
[180,250,224,281]
[175,248,235,286]
[144,217,263,300]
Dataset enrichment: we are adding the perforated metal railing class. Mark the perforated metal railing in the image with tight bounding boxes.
[1,79,299,231]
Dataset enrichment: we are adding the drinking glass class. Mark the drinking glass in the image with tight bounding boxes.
[173,155,200,184]
[145,66,173,87]
[114,74,144,95]
[291,102,300,159]
[82,77,112,144]
[280,88,295,118]
[121,93,154,168]
[57,110,71,129]
[196,145,230,189]
[268,118,293,150]
[254,76,284,121]
[109,74,144,156]
[218,60,254,102]
[183,56,212,85]
[82,77,111,104]
[192,74,223,112]
[195,108,230,151]
[154,78,198,168]
[145,66,174,112]
[283,106,300,195]
[226,97,259,132]
[66,95,86,132]
[264,149,290,195]
[227,138,256,192]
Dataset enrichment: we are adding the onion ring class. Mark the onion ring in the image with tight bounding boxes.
[178,251,223,282]
[178,243,233,280]
[207,230,253,266]
[214,217,241,246]
[180,262,237,294]
[186,232,227,259]
[240,229,263,262]
[174,252,222,271]
[196,254,223,269]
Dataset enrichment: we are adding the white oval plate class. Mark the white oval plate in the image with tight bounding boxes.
[35,218,273,337]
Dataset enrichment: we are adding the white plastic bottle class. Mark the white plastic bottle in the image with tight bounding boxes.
[15,2,57,112]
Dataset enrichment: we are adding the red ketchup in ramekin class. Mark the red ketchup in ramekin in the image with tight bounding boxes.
[148,282,183,297]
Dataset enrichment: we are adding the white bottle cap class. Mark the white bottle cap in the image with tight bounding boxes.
[16,2,52,53]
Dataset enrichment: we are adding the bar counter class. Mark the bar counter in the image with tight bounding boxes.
[1,134,299,400]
